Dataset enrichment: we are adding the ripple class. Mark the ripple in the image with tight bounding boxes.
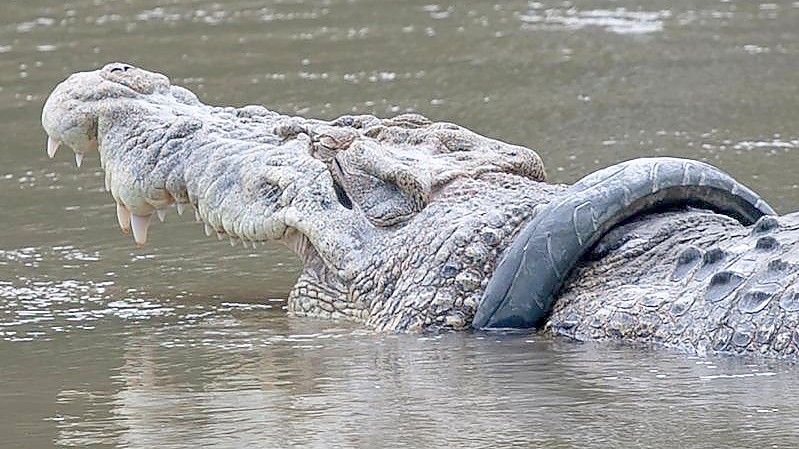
[0,247,43,267]
[15,17,56,33]
[520,7,671,34]
[35,44,58,52]
[733,139,799,151]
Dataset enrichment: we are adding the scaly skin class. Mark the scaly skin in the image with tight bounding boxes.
[41,63,799,356]
[551,211,799,357]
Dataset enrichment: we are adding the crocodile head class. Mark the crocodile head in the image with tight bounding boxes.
[42,63,563,331]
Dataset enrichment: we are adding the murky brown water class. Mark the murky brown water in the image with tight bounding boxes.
[2,0,799,447]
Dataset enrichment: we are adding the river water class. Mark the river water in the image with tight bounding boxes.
[1,0,799,447]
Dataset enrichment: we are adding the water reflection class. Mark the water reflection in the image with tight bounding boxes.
[50,327,799,448]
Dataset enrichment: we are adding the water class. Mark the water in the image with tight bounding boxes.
[2,0,799,447]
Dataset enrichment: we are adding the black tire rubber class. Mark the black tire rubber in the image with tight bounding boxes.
[473,157,776,329]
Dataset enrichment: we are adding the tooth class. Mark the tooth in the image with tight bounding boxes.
[204,223,213,236]
[116,203,131,235]
[176,203,185,215]
[229,237,237,247]
[47,137,61,158]
[216,232,224,241]
[157,209,167,222]
[194,209,201,222]
[75,153,84,168]
[130,214,152,248]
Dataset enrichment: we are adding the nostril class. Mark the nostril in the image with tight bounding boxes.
[110,65,132,74]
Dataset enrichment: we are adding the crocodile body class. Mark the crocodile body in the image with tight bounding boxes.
[40,63,799,357]
[551,212,799,357]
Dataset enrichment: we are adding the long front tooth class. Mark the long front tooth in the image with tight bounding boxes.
[229,237,237,247]
[176,203,185,215]
[75,153,84,168]
[116,203,131,235]
[130,214,152,248]
[46,137,61,158]
[157,209,167,222]
[194,209,201,222]
[204,223,213,236]
[216,232,224,241]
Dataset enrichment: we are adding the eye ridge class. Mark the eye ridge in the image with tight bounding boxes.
[332,178,353,209]
[331,158,353,209]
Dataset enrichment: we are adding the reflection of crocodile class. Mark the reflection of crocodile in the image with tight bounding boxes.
[41,63,799,357]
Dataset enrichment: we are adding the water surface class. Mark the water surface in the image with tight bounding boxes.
[2,0,799,447]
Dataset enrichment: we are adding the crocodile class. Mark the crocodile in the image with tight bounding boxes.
[40,63,799,358]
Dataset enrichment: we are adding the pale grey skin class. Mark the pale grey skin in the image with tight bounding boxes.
[41,63,799,357]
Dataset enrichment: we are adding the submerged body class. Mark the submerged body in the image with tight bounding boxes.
[40,63,799,357]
